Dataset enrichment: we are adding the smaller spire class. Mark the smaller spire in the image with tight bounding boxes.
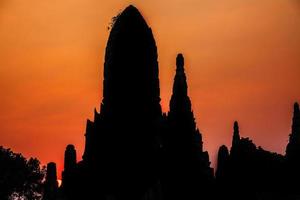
[234,121,239,136]
[216,145,229,180]
[171,53,188,97]
[231,121,240,150]
[44,162,58,200]
[45,162,58,187]
[176,53,184,72]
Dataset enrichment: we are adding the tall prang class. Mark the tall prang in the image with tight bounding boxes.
[161,54,214,200]
[167,54,203,155]
[167,54,206,157]
[80,5,163,199]
[101,5,161,118]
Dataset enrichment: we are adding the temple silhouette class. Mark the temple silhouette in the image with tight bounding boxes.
[42,5,300,200]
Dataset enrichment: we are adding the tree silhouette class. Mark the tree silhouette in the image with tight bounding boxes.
[0,146,45,200]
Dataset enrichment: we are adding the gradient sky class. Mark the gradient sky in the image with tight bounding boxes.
[1,0,300,178]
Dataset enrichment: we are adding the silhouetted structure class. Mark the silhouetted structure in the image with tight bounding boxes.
[161,54,214,200]
[231,121,240,153]
[41,4,300,200]
[216,121,289,200]
[61,145,77,199]
[64,145,77,172]
[216,145,229,181]
[76,5,163,199]
[43,162,58,200]
[57,5,213,200]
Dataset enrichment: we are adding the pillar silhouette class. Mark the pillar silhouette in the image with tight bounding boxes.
[61,144,77,198]
[43,162,58,200]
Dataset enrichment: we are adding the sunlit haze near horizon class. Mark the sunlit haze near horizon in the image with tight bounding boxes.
[1,0,300,178]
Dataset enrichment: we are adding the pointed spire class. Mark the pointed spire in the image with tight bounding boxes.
[172,53,188,97]
[231,121,240,152]
[169,53,191,114]
[176,53,185,72]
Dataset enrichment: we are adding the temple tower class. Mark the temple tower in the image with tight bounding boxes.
[161,54,213,200]
[81,5,163,199]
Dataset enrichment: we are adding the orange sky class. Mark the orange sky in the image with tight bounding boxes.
[0,0,300,178]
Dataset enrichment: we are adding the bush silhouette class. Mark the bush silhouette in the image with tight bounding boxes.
[0,146,45,200]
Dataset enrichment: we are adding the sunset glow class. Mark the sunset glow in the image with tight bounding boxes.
[0,0,300,178]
